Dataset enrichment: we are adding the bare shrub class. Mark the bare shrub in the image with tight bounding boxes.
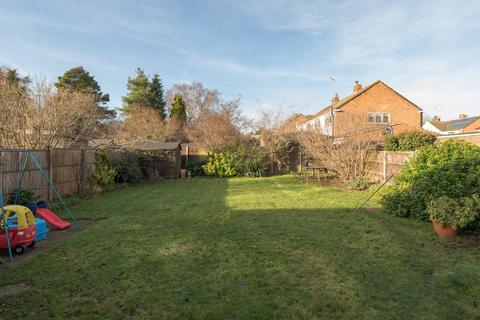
[297,113,380,181]
[186,97,247,151]
[0,79,98,149]
[256,109,298,174]
[120,106,182,141]
[166,82,221,123]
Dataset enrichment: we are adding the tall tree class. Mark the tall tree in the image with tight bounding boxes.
[122,68,166,118]
[55,66,115,120]
[0,67,30,89]
[149,73,166,118]
[166,82,221,123]
[170,94,187,123]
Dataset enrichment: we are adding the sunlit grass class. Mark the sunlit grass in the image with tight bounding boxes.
[0,175,479,319]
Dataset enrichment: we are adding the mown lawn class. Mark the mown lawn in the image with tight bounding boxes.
[1,175,479,319]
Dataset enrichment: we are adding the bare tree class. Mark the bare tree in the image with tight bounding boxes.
[297,113,380,181]
[186,98,246,151]
[0,79,98,149]
[166,82,221,123]
[256,109,298,174]
[120,106,182,141]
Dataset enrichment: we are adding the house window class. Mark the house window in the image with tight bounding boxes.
[368,112,390,124]
[368,113,375,123]
[325,115,332,126]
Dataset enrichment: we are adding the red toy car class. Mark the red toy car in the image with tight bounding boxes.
[0,205,36,254]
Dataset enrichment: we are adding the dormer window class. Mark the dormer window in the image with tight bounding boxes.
[368,112,390,124]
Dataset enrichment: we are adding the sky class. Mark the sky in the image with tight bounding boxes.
[1,0,479,120]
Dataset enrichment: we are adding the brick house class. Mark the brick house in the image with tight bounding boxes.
[296,80,423,137]
[282,113,313,133]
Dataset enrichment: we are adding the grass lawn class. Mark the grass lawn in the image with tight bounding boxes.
[1,175,479,319]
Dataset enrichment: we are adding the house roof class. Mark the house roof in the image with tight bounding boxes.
[428,116,480,132]
[125,141,182,150]
[299,80,423,125]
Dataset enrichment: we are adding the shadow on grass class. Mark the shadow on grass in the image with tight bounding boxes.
[0,177,479,319]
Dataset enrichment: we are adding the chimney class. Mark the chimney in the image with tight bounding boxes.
[331,93,339,104]
[432,115,441,122]
[459,114,468,119]
[353,81,362,92]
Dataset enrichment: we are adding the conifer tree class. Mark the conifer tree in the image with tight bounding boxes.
[149,73,166,119]
[122,68,166,118]
[55,66,115,120]
[170,94,187,123]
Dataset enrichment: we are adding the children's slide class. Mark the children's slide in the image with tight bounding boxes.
[36,208,71,230]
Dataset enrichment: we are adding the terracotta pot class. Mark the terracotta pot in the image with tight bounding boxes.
[180,169,187,179]
[432,220,457,237]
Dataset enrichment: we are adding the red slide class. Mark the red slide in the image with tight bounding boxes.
[36,208,71,230]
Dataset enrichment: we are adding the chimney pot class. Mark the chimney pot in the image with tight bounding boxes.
[353,81,362,92]
[459,114,468,119]
[331,93,339,104]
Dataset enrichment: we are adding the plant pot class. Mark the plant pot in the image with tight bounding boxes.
[432,220,457,237]
[180,169,187,179]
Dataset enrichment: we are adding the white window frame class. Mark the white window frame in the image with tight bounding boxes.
[368,112,390,124]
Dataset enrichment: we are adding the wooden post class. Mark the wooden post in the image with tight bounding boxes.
[48,148,53,200]
[186,144,189,169]
[0,151,4,198]
[79,148,86,196]
[382,151,387,183]
[270,152,274,175]
[299,150,302,174]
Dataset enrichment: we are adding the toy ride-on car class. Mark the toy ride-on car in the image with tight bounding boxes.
[0,205,37,254]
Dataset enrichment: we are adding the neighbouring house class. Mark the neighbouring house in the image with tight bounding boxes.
[423,115,480,135]
[296,80,423,138]
[282,113,314,133]
[436,132,480,145]
[422,115,480,145]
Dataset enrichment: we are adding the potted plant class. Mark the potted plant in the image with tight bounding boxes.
[427,195,480,237]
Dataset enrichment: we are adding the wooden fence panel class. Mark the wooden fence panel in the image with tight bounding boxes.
[368,151,414,183]
[0,148,97,202]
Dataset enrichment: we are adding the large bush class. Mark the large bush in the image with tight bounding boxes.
[90,149,117,189]
[110,151,142,184]
[91,149,142,189]
[384,131,436,151]
[203,151,237,177]
[202,140,268,178]
[381,140,480,221]
[187,158,208,176]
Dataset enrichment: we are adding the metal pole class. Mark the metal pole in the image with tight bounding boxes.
[352,174,395,214]
[28,151,79,228]
[0,155,13,260]
[14,153,29,204]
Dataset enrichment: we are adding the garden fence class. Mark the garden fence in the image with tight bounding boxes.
[368,151,414,183]
[0,148,96,201]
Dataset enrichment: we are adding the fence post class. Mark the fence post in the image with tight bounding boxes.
[48,148,53,200]
[299,150,302,174]
[80,147,86,196]
[0,151,4,200]
[186,144,189,169]
[382,151,387,183]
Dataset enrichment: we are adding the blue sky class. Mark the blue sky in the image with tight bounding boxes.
[1,0,479,119]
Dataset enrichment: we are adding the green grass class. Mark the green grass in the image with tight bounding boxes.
[1,175,479,319]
